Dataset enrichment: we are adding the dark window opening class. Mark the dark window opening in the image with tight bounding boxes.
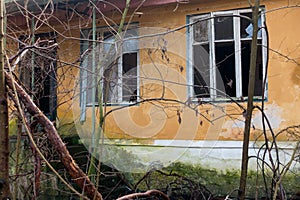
[241,40,263,97]
[122,53,137,102]
[215,42,236,97]
[19,32,57,121]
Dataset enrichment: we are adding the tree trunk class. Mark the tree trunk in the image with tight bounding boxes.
[0,0,11,198]
[238,1,260,199]
[5,71,103,199]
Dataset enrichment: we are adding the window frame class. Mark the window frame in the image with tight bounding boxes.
[187,8,267,102]
[80,25,140,106]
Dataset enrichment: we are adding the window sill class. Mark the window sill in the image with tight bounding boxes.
[191,96,267,104]
[86,102,140,107]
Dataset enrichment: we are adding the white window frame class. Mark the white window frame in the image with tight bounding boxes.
[188,8,267,101]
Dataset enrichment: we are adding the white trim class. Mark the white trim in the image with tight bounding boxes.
[136,50,140,101]
[210,13,216,100]
[234,10,242,98]
[261,8,268,99]
[117,55,123,103]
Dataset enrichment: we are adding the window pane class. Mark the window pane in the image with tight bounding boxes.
[214,16,233,40]
[193,19,208,42]
[193,44,210,98]
[103,62,119,103]
[122,53,137,102]
[240,12,262,38]
[215,42,236,97]
[240,12,252,38]
[241,40,263,96]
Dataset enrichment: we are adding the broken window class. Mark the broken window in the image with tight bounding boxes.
[80,25,139,105]
[101,52,138,103]
[189,9,267,101]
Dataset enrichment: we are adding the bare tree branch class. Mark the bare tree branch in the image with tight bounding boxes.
[117,189,170,200]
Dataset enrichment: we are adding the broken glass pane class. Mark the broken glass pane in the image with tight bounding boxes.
[240,13,252,38]
[193,19,208,42]
[193,44,210,98]
[103,62,119,103]
[241,12,262,38]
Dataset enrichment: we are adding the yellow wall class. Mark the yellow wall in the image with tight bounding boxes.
[8,0,299,142]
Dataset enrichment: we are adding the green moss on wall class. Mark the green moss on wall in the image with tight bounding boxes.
[132,162,300,199]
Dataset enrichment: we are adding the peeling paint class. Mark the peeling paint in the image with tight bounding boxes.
[220,102,285,139]
[252,102,285,130]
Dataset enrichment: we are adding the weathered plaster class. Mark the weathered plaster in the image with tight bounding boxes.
[220,102,285,140]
